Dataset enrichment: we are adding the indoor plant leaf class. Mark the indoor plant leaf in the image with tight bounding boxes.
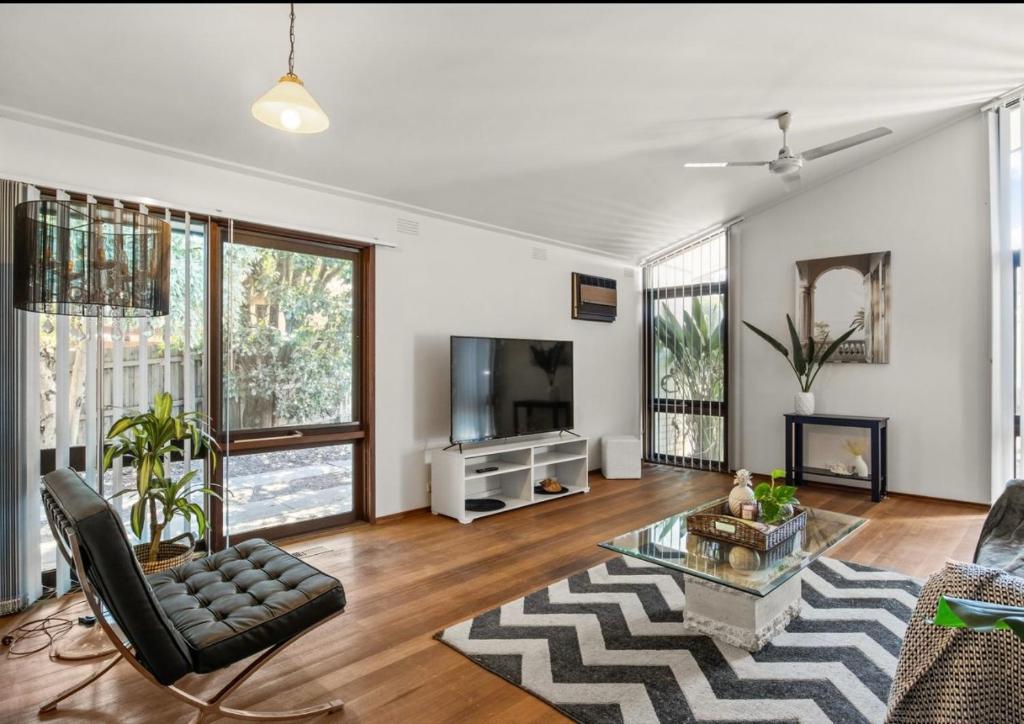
[760,499,781,523]
[129,499,146,539]
[106,416,140,439]
[102,444,119,472]
[775,485,798,502]
[189,504,207,536]
[137,454,154,496]
[103,390,221,568]
[816,323,859,365]
[786,314,806,376]
[933,596,1024,641]
[753,482,773,498]
[742,321,791,360]
[154,391,173,421]
[806,325,860,389]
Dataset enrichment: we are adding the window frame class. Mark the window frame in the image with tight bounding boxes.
[643,276,729,470]
[208,221,375,549]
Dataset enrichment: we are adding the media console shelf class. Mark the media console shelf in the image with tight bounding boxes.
[431,436,589,523]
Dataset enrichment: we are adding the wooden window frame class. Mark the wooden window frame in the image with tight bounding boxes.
[207,221,375,550]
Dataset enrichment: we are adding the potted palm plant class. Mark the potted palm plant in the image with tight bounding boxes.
[742,314,857,414]
[104,391,221,573]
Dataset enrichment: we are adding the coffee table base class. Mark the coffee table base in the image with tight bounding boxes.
[683,573,802,652]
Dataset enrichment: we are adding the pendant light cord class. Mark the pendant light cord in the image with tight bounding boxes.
[288,3,296,76]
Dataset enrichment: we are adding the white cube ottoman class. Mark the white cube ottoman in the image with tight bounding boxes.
[601,436,642,479]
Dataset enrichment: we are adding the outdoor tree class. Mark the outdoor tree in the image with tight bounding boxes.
[224,244,354,429]
[655,296,725,462]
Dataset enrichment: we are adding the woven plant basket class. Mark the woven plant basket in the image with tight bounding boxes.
[132,532,195,574]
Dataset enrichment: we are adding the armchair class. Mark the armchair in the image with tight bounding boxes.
[40,467,346,722]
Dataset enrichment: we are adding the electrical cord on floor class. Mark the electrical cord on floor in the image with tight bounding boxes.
[1,586,88,659]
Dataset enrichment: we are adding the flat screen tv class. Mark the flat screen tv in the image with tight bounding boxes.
[450,336,573,444]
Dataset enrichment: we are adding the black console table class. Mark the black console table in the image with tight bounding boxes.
[784,413,889,502]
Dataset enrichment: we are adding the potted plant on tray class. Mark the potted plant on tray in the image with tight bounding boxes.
[742,314,857,415]
[104,391,221,573]
[754,468,800,525]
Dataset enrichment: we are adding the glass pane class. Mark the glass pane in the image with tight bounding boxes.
[652,293,725,402]
[223,242,355,430]
[1011,149,1021,251]
[1011,106,1021,152]
[649,232,727,287]
[224,444,354,535]
[653,412,724,463]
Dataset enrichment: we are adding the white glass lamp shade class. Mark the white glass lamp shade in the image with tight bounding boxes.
[251,73,329,134]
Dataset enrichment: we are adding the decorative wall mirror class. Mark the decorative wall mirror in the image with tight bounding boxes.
[795,251,891,364]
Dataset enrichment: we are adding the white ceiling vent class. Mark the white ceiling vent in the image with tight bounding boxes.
[396,217,420,235]
[531,246,548,261]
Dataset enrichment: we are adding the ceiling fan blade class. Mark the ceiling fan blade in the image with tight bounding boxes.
[781,172,803,193]
[683,161,769,168]
[800,127,892,161]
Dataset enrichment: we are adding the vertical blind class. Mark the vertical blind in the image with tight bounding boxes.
[988,98,1024,501]
[19,183,209,596]
[642,230,729,471]
[1,180,41,614]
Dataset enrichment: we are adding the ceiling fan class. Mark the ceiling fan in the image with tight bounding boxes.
[683,112,892,190]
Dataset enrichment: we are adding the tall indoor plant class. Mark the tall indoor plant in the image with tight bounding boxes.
[104,391,221,569]
[742,314,856,414]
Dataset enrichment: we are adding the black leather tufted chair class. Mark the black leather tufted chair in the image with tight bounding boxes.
[39,467,346,722]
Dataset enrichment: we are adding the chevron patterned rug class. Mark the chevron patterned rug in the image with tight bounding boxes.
[437,555,922,724]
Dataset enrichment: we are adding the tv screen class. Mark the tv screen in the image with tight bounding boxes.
[451,336,574,444]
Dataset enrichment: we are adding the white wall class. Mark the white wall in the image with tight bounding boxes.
[0,118,641,517]
[735,114,991,503]
[376,223,639,515]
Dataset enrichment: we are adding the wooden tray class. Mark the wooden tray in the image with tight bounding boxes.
[687,501,807,552]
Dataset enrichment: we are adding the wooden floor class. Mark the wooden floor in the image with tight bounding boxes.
[1,466,987,723]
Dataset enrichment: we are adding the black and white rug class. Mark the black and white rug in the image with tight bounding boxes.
[437,555,921,723]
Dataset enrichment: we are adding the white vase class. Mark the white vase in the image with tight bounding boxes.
[852,454,869,478]
[795,391,815,415]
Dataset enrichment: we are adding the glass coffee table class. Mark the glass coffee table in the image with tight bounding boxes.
[600,497,865,651]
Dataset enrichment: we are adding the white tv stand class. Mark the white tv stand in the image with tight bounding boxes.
[431,435,589,523]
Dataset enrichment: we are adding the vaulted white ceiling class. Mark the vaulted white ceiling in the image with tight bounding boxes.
[2,4,1023,259]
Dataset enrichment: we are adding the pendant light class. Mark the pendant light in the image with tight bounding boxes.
[251,3,329,134]
[14,200,170,317]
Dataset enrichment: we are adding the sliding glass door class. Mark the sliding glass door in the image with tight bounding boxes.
[643,231,728,470]
[210,225,369,547]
